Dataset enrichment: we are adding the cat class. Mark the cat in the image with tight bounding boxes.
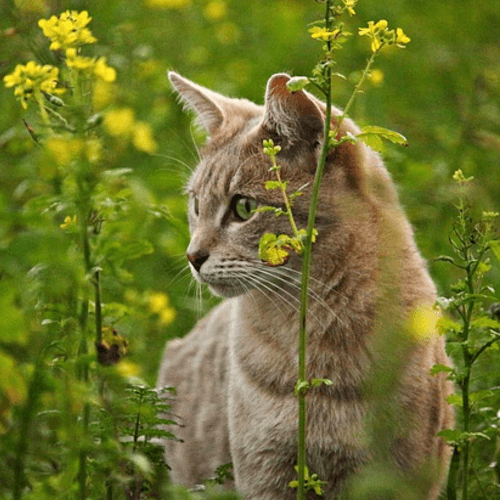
[157,71,454,499]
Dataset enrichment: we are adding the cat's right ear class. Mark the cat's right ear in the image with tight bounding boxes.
[261,73,324,148]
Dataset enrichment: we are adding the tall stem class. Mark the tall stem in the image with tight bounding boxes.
[297,2,334,498]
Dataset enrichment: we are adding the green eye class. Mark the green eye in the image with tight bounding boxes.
[193,197,199,215]
[234,196,258,221]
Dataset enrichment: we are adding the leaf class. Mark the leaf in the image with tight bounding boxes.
[311,378,334,387]
[469,390,494,404]
[436,316,462,335]
[357,125,408,152]
[430,364,455,376]
[446,394,463,406]
[294,379,310,397]
[437,429,462,443]
[265,180,285,191]
[286,76,309,92]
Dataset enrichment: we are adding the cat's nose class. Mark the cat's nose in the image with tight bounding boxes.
[186,250,209,273]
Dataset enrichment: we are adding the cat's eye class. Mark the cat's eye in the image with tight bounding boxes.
[193,197,199,216]
[233,196,258,221]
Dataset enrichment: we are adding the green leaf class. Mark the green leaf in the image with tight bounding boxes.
[294,379,310,397]
[311,378,334,387]
[446,394,463,406]
[430,364,455,376]
[265,180,285,191]
[437,429,462,444]
[436,316,462,335]
[357,125,408,152]
[286,76,309,92]
[469,390,494,404]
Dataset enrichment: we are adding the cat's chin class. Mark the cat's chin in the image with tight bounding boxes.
[208,283,246,298]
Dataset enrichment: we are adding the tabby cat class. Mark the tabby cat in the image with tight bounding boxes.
[157,72,454,499]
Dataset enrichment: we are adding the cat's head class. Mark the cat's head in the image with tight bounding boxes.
[169,72,397,298]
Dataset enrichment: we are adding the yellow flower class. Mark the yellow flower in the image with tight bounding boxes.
[65,49,117,82]
[149,292,176,325]
[65,48,95,71]
[46,137,84,165]
[60,215,77,229]
[103,108,136,137]
[342,0,357,15]
[116,360,141,378]
[3,61,64,109]
[93,57,116,82]
[93,80,115,110]
[133,122,158,154]
[145,0,192,8]
[396,28,411,47]
[368,68,384,87]
[38,10,97,50]
[309,26,340,42]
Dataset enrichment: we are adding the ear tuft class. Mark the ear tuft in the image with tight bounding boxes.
[262,73,324,147]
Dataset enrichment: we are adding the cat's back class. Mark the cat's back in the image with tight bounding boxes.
[157,299,233,486]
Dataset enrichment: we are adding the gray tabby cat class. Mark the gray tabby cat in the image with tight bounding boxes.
[157,72,454,499]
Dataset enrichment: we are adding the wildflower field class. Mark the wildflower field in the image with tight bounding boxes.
[0,0,499,498]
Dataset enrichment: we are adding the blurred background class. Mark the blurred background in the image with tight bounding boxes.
[1,0,499,385]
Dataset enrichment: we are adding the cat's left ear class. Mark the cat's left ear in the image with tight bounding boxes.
[262,73,324,148]
[168,72,260,136]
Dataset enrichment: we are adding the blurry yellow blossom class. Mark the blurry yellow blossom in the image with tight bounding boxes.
[104,108,136,137]
[60,215,77,229]
[38,10,97,50]
[3,62,64,109]
[368,68,384,87]
[133,122,158,154]
[453,169,474,184]
[116,361,141,378]
[149,292,176,325]
[85,139,102,163]
[93,57,117,82]
[93,80,116,110]
[46,137,85,165]
[145,0,192,8]
[204,0,227,21]
[407,304,441,342]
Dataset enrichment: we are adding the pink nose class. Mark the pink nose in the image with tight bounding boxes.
[186,251,209,273]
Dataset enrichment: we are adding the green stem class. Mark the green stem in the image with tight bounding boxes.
[297,2,334,498]
[275,168,300,239]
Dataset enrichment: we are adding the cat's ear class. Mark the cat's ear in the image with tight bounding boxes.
[168,72,259,136]
[168,72,224,134]
[262,73,324,147]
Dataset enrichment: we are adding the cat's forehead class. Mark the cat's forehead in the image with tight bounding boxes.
[188,133,270,199]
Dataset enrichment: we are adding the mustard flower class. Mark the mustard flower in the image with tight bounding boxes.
[38,10,97,50]
[3,61,64,109]
[342,0,357,16]
[309,26,341,42]
[396,28,411,47]
[359,20,409,53]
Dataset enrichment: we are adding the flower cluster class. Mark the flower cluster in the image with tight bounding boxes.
[359,20,410,53]
[38,10,97,50]
[3,62,65,109]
